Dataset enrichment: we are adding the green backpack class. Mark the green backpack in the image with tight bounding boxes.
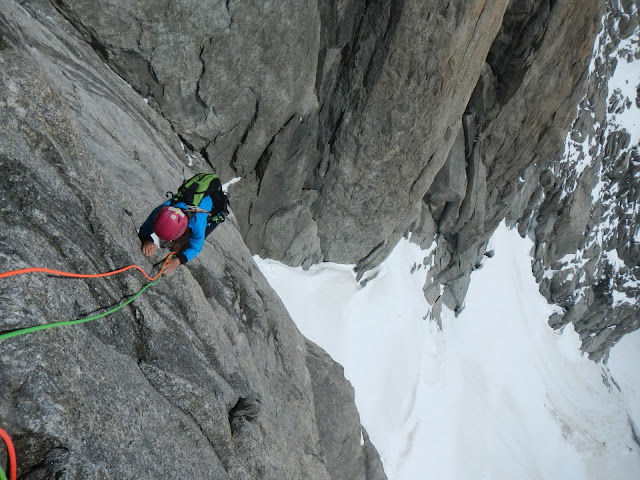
[171,173,229,223]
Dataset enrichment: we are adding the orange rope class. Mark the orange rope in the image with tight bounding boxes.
[0,254,176,476]
[0,427,16,480]
[0,253,176,282]
[0,254,175,343]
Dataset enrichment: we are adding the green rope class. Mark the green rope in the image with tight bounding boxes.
[0,277,161,342]
[0,465,7,480]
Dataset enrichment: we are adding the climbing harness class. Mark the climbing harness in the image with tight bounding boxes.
[0,253,174,342]
[0,427,16,480]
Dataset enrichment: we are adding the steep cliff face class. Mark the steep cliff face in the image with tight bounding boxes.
[421,0,606,320]
[47,0,637,358]
[49,0,637,357]
[523,0,640,360]
[48,0,514,269]
[424,0,639,361]
[1,0,637,475]
[0,1,385,478]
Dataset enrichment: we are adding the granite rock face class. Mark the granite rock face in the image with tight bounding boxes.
[0,1,383,478]
[51,0,325,267]
[45,0,639,357]
[517,0,640,360]
[421,0,606,319]
[422,0,640,361]
[3,3,637,477]
[49,0,512,269]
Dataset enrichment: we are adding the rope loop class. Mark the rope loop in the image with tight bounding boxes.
[0,427,16,480]
[0,253,174,342]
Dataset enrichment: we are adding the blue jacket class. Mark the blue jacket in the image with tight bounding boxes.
[139,196,214,264]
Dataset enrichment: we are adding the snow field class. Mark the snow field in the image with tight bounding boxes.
[255,223,640,480]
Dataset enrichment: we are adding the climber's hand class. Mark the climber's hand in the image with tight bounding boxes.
[163,257,181,276]
[142,241,158,257]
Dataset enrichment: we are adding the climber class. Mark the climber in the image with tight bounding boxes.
[139,173,229,275]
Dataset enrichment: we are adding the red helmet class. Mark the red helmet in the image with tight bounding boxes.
[153,206,188,241]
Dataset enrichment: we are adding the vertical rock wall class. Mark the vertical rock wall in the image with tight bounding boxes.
[421,0,604,318]
[42,0,635,356]
[48,0,512,269]
[518,0,640,360]
[0,1,384,477]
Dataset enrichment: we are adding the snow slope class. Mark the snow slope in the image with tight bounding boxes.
[255,223,640,480]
